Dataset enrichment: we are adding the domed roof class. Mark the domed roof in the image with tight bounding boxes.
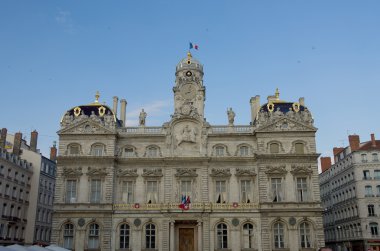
[61,91,122,126]
[176,52,203,72]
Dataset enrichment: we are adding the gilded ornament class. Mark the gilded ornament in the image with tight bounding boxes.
[98,106,106,117]
[267,102,274,113]
[73,107,81,117]
[292,102,300,113]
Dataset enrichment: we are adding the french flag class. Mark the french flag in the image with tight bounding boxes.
[189,42,199,50]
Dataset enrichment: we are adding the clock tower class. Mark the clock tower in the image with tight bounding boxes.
[173,52,205,120]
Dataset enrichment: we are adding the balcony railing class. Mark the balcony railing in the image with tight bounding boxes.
[113,202,258,211]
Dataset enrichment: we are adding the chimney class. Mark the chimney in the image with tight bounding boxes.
[13,132,22,155]
[299,97,305,106]
[0,128,7,149]
[30,130,38,152]
[371,133,376,147]
[250,95,260,124]
[348,135,360,151]
[333,147,344,156]
[120,99,127,127]
[113,96,119,116]
[50,141,57,162]
[320,157,332,172]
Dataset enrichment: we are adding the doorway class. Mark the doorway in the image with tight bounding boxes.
[179,228,194,251]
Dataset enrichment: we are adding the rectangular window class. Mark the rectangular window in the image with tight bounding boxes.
[90,179,101,203]
[368,205,375,216]
[240,180,252,203]
[370,224,378,236]
[215,180,227,203]
[362,154,368,162]
[180,180,192,200]
[363,170,370,180]
[295,143,304,154]
[297,178,308,202]
[65,180,76,203]
[365,186,373,197]
[146,181,158,204]
[69,146,79,155]
[373,153,379,162]
[374,170,380,180]
[271,178,283,202]
[215,147,225,156]
[122,181,133,203]
[92,146,104,156]
[124,148,134,157]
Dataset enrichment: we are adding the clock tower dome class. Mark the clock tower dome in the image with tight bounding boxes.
[173,52,205,120]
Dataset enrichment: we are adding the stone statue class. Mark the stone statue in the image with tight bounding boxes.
[61,112,73,127]
[301,108,313,125]
[273,107,283,120]
[104,111,115,128]
[79,110,88,120]
[227,108,235,125]
[286,107,295,119]
[139,109,147,126]
[257,109,268,126]
[90,111,100,122]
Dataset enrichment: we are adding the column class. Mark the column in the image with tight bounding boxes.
[197,221,203,251]
[170,221,175,251]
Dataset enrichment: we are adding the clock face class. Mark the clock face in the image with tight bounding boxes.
[186,71,192,77]
[180,83,196,100]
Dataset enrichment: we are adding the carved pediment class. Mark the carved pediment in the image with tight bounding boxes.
[236,168,256,177]
[290,165,313,175]
[210,168,231,178]
[58,119,115,135]
[142,168,163,178]
[264,165,287,175]
[256,118,316,132]
[87,167,108,177]
[116,168,138,177]
[62,167,83,177]
[175,168,198,178]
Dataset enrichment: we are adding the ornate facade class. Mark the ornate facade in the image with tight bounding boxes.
[52,52,324,251]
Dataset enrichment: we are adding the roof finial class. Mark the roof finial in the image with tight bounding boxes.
[95,91,100,103]
[275,88,280,100]
[187,51,192,64]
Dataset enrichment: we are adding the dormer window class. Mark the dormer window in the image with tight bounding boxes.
[270,143,279,154]
[91,144,105,156]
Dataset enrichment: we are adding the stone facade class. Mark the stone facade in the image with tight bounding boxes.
[52,52,324,251]
[320,134,380,251]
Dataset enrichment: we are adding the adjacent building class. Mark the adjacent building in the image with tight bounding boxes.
[52,52,325,251]
[0,128,57,245]
[320,134,380,251]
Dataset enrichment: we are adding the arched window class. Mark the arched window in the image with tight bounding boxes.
[91,144,105,156]
[273,222,284,248]
[270,143,279,154]
[215,146,225,156]
[145,223,156,249]
[68,144,80,155]
[63,223,74,250]
[239,146,249,156]
[124,147,135,157]
[299,222,311,248]
[146,146,158,157]
[88,223,100,249]
[119,224,130,249]
[295,143,304,154]
[242,223,254,248]
[216,223,228,249]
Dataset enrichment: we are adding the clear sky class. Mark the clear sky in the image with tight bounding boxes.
[1,1,379,163]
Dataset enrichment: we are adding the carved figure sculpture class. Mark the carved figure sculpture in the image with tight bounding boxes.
[227,108,235,125]
[177,125,197,145]
[104,111,115,128]
[139,109,147,126]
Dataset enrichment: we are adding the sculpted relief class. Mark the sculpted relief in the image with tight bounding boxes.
[168,121,202,157]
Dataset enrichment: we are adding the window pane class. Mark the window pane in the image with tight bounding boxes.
[271,178,283,202]
[216,181,227,203]
[270,143,279,154]
[90,179,101,203]
[146,181,158,203]
[120,224,130,249]
[122,181,133,203]
[295,143,304,154]
[66,180,76,203]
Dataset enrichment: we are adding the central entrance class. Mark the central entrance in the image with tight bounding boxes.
[179,228,194,251]
[175,220,198,251]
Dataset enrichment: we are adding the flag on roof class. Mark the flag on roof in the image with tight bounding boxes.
[189,42,199,50]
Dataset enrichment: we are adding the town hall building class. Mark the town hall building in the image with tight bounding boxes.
[51,52,325,251]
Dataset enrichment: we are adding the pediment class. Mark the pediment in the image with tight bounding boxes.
[210,168,231,178]
[116,168,138,177]
[62,167,83,177]
[265,165,287,175]
[256,118,316,132]
[58,119,115,135]
[87,167,108,177]
[235,168,256,177]
[290,165,313,175]
[142,168,163,177]
[175,168,198,178]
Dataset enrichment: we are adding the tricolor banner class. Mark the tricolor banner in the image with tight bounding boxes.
[189,42,199,50]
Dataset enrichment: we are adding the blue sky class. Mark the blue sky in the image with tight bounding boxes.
[1,1,379,162]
